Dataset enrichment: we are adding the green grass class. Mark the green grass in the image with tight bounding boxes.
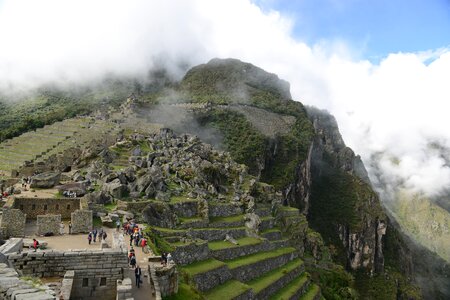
[204,280,251,300]
[93,216,102,228]
[300,283,320,300]
[248,258,304,293]
[226,247,296,270]
[209,214,244,224]
[261,228,281,234]
[170,196,197,204]
[104,203,117,212]
[269,273,309,300]
[208,237,262,251]
[163,282,202,300]
[182,258,225,276]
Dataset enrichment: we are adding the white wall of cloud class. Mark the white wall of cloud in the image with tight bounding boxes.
[1,0,449,198]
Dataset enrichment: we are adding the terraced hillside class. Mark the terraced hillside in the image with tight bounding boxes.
[155,201,322,300]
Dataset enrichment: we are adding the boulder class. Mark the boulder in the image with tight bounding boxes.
[142,202,177,228]
[244,213,261,238]
[102,179,129,199]
[30,172,61,188]
[84,191,112,205]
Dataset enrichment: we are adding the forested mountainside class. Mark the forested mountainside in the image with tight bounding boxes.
[1,58,447,299]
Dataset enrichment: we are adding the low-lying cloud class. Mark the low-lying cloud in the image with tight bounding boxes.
[1,0,449,202]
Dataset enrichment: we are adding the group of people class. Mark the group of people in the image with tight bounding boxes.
[62,190,77,198]
[21,177,32,190]
[128,248,143,288]
[160,252,173,266]
[87,228,107,244]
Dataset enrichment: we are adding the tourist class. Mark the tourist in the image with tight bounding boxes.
[116,220,121,232]
[32,238,39,252]
[102,231,107,240]
[130,254,136,269]
[161,252,167,266]
[167,253,173,265]
[99,228,104,242]
[135,265,142,288]
[88,232,92,245]
[129,234,133,246]
[134,233,139,247]
[68,221,72,234]
[60,222,65,235]
[93,229,97,242]
[128,248,134,264]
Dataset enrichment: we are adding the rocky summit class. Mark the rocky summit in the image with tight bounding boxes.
[0,58,441,300]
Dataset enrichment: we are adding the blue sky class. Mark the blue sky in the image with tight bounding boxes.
[257,0,450,60]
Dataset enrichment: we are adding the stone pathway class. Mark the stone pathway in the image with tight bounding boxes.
[125,234,156,300]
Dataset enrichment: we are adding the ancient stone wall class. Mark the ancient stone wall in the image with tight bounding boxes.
[71,210,93,233]
[37,214,61,235]
[8,248,128,300]
[172,242,210,266]
[116,278,133,300]
[60,270,74,300]
[208,203,243,217]
[0,209,26,237]
[0,262,56,299]
[154,264,179,297]
[12,197,80,219]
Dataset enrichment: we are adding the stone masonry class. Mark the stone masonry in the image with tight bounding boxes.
[37,214,61,236]
[12,197,81,219]
[7,248,128,300]
[71,210,93,233]
[0,209,26,238]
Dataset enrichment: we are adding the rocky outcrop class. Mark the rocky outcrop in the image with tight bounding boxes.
[30,171,61,188]
[307,107,386,273]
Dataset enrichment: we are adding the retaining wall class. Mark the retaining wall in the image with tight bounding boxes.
[12,197,81,219]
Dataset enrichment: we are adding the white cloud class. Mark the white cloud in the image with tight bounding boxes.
[1,0,449,198]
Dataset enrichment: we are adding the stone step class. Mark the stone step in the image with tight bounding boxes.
[226,247,298,283]
[255,206,272,218]
[260,229,282,241]
[209,215,245,228]
[178,217,208,229]
[259,216,275,231]
[299,283,321,300]
[209,237,272,261]
[182,258,232,292]
[204,279,253,300]
[153,226,247,242]
[277,206,300,218]
[269,273,311,300]
[208,202,243,218]
[249,258,305,300]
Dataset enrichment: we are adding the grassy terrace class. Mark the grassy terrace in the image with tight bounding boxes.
[208,237,262,251]
[300,283,320,300]
[248,258,303,293]
[226,247,296,270]
[182,258,225,276]
[170,196,198,204]
[269,273,309,300]
[260,228,281,234]
[209,215,244,224]
[204,280,251,300]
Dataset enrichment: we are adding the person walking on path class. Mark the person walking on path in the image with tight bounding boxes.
[134,265,142,288]
[102,231,107,241]
[88,232,92,245]
[99,228,103,242]
[130,254,136,269]
[93,229,98,242]
[68,222,72,234]
[60,222,65,235]
[130,234,133,246]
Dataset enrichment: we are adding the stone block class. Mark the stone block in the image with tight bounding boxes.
[37,214,61,236]
[71,210,93,233]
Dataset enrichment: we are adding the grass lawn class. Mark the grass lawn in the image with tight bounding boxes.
[226,247,296,270]
[209,214,244,224]
[182,258,225,276]
[208,237,262,251]
[163,283,202,300]
[93,216,102,228]
[269,273,309,300]
[104,203,117,212]
[204,280,251,300]
[248,258,303,293]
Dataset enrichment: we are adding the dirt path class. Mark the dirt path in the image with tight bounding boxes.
[125,233,156,300]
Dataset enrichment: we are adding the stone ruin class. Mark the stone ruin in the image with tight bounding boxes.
[70,209,93,233]
[0,209,26,238]
[37,214,61,236]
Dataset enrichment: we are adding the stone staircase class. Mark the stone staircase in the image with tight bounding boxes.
[149,199,322,300]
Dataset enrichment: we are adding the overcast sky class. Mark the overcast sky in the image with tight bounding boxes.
[1,0,449,200]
